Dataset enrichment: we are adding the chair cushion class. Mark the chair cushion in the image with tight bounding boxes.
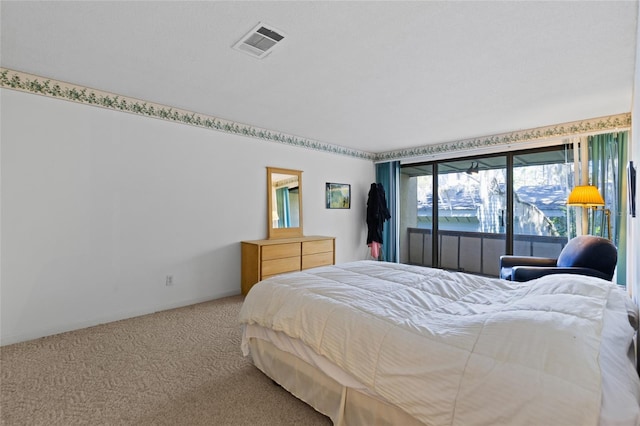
[556,235,617,280]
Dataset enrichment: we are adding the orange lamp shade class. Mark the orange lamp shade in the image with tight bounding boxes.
[567,185,605,206]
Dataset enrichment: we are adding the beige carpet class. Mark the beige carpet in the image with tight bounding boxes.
[0,296,332,425]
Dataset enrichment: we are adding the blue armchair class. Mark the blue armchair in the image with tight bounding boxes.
[499,235,617,282]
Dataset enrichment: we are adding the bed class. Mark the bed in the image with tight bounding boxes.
[239,260,640,425]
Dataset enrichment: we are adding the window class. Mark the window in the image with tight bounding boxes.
[400,145,574,276]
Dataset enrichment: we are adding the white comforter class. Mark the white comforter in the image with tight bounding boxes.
[239,261,637,425]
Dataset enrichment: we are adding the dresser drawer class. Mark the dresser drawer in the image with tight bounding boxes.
[262,256,301,277]
[241,236,335,295]
[302,239,333,255]
[302,251,334,270]
[262,243,301,260]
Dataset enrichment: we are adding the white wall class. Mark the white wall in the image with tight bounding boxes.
[0,89,375,345]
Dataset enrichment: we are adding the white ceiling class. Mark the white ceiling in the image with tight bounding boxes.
[1,1,638,155]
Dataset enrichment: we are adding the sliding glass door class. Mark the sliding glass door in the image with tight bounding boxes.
[400,164,434,266]
[437,157,507,276]
[399,145,572,277]
[512,149,574,258]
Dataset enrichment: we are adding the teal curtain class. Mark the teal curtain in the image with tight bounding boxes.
[275,187,290,228]
[589,131,628,285]
[375,161,400,262]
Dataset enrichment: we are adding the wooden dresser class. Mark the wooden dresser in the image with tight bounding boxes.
[241,236,335,295]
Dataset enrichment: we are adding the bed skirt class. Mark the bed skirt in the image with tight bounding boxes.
[248,337,424,426]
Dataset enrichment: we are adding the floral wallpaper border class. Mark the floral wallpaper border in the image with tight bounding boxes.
[1,68,631,162]
[0,68,374,160]
[376,113,631,162]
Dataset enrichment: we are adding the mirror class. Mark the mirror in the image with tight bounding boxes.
[267,167,303,239]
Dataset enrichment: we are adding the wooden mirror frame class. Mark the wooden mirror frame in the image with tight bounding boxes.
[267,167,304,239]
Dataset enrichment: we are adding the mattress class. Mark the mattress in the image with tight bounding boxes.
[240,261,640,425]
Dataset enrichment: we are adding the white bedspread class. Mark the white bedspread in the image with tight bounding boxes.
[239,261,637,426]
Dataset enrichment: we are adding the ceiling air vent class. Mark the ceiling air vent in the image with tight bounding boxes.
[233,23,285,59]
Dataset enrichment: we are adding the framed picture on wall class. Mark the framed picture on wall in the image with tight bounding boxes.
[326,183,351,209]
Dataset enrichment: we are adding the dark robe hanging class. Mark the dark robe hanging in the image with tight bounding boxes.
[366,183,391,247]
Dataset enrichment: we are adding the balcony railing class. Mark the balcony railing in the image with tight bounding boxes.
[406,227,568,277]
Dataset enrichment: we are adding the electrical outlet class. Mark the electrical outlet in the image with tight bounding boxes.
[165,275,174,286]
